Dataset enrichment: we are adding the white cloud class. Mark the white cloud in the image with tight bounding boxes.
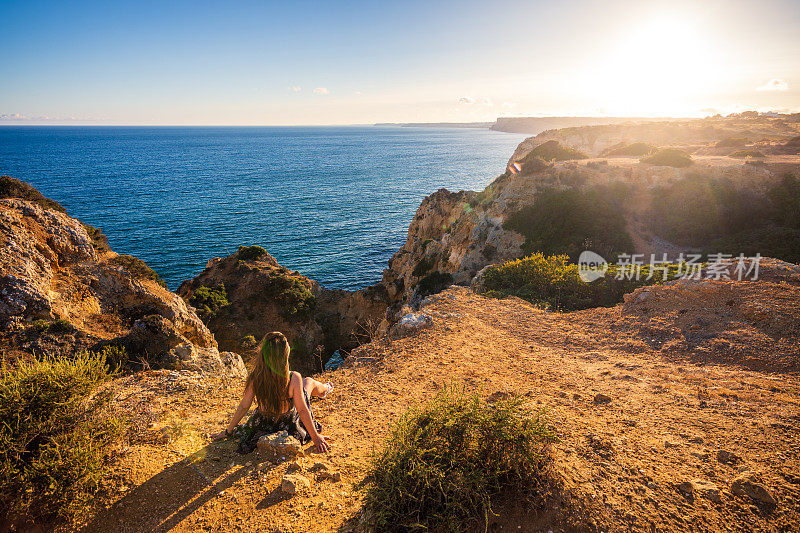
[501,101,516,109]
[313,87,330,95]
[289,86,302,92]
[757,79,789,91]
[458,96,493,106]
[354,90,363,96]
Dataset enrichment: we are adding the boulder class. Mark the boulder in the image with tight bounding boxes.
[390,313,432,339]
[257,431,303,461]
[731,472,776,505]
[677,479,721,502]
[281,473,310,495]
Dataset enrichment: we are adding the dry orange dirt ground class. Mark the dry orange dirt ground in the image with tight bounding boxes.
[82,287,800,533]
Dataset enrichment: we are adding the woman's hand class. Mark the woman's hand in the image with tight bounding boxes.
[210,429,230,440]
[312,433,332,453]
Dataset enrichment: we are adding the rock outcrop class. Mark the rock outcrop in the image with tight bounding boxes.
[0,179,244,377]
[379,115,800,309]
[178,247,388,373]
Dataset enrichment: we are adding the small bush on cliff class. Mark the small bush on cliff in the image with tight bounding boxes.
[606,142,657,157]
[364,387,555,532]
[188,284,229,322]
[504,185,633,261]
[525,140,588,162]
[82,223,110,252]
[640,148,693,167]
[238,245,268,261]
[417,271,453,298]
[0,352,122,526]
[109,254,167,289]
[480,253,678,311]
[258,273,316,320]
[0,175,66,213]
[729,149,765,158]
[716,137,748,147]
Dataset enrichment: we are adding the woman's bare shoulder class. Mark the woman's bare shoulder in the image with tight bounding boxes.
[287,371,302,397]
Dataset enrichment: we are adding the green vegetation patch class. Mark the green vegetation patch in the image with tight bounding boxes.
[258,272,316,320]
[523,140,588,163]
[28,318,77,335]
[188,284,229,322]
[480,253,679,312]
[650,173,800,262]
[364,387,555,532]
[109,254,167,288]
[504,185,634,261]
[0,175,66,213]
[417,271,453,297]
[0,352,122,525]
[237,245,268,261]
[716,137,748,148]
[640,148,693,167]
[728,149,765,158]
[606,142,657,156]
[82,223,110,252]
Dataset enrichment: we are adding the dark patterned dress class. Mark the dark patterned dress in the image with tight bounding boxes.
[235,374,322,454]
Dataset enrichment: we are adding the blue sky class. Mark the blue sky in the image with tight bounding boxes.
[1,0,798,124]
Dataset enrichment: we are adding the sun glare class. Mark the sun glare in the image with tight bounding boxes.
[587,15,721,116]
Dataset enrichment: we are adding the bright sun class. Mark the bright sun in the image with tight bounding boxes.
[587,15,721,116]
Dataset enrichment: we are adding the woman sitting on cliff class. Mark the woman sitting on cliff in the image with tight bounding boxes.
[211,331,333,454]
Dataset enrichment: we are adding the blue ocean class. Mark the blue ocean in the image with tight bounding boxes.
[0,126,526,290]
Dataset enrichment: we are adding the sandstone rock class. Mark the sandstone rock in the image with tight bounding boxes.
[257,431,303,460]
[177,247,388,374]
[731,472,776,505]
[280,473,310,495]
[317,470,341,482]
[677,479,721,502]
[0,193,223,372]
[390,313,432,339]
[593,393,612,404]
[716,449,741,465]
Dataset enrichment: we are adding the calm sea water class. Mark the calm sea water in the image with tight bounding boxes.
[0,126,526,290]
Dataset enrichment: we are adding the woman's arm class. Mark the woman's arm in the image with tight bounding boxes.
[211,381,255,439]
[290,373,331,453]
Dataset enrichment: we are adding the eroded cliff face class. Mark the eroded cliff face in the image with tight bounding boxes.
[379,128,798,308]
[0,190,244,377]
[178,248,388,374]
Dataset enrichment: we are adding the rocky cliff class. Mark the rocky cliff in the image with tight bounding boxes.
[379,116,800,308]
[0,177,244,376]
[178,247,388,374]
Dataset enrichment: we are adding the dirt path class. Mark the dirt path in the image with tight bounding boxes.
[83,287,800,532]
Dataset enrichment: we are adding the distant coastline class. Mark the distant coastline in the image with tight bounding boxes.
[374,122,493,129]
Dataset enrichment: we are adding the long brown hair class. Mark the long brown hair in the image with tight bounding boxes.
[247,331,291,416]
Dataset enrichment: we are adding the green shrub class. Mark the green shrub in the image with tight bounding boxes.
[0,176,66,213]
[641,148,693,167]
[417,271,453,297]
[650,174,772,246]
[480,253,678,311]
[412,256,436,278]
[523,140,588,162]
[109,254,167,289]
[0,352,122,526]
[257,273,316,320]
[606,142,657,156]
[504,186,634,261]
[238,245,268,261]
[82,223,110,252]
[364,387,555,532]
[716,137,748,148]
[768,174,800,229]
[241,335,258,350]
[729,149,765,158]
[28,319,77,335]
[706,226,800,264]
[188,285,229,322]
